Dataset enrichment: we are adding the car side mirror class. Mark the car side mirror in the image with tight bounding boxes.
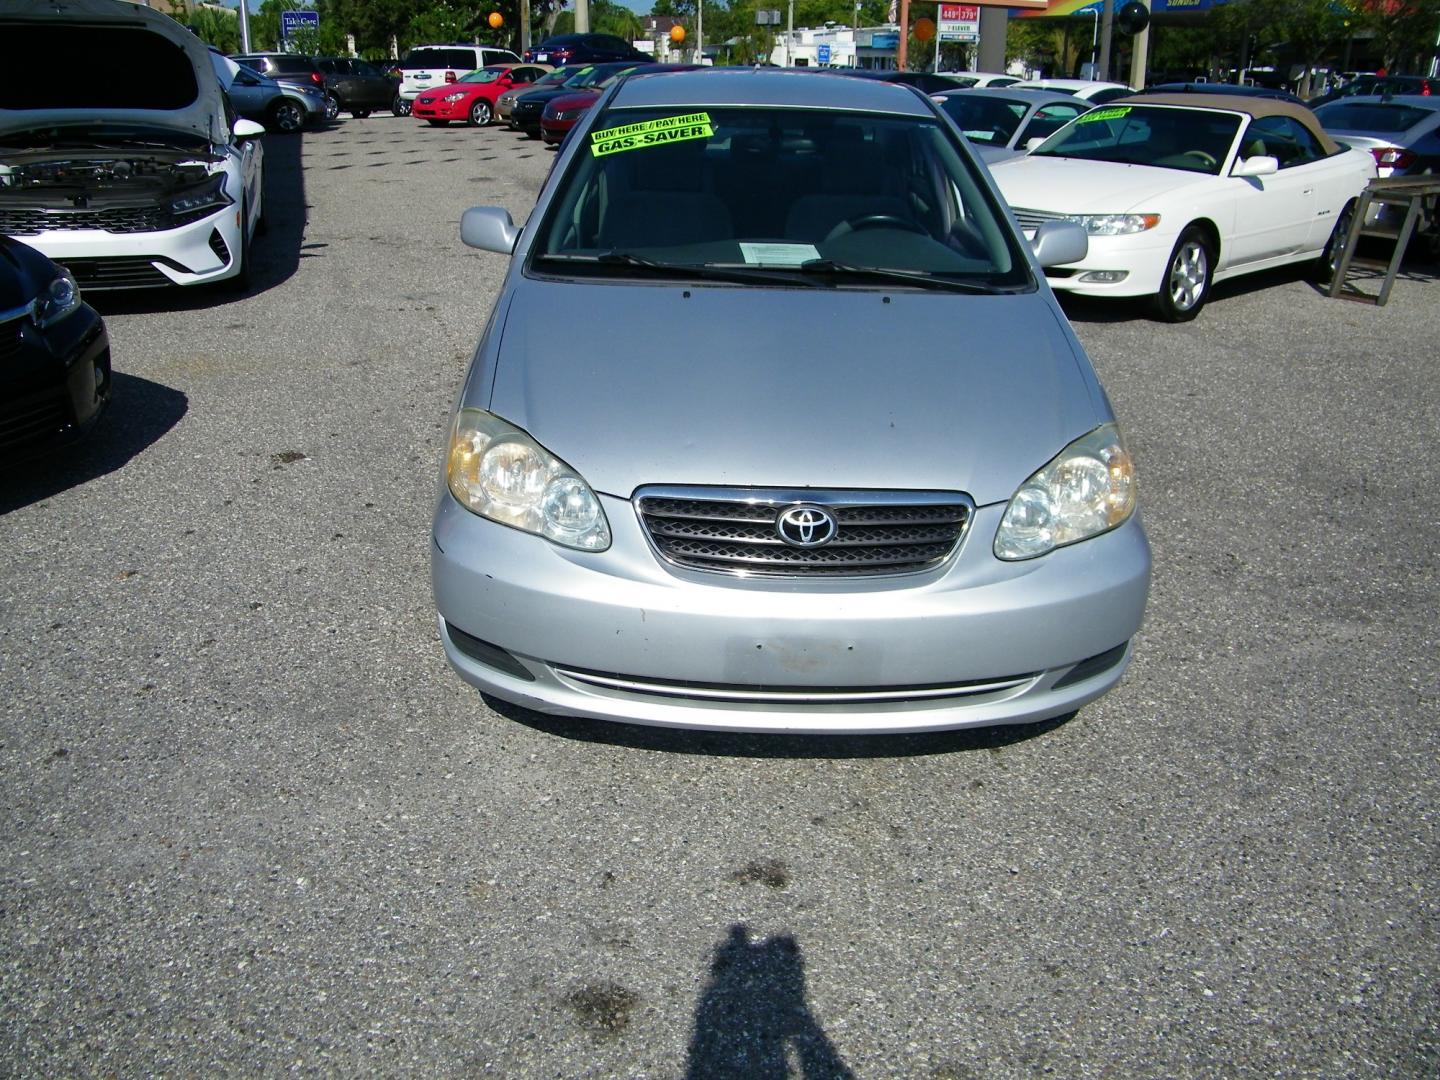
[1025,136,1046,152]
[233,118,266,140]
[461,206,521,253]
[1232,154,1278,178]
[1030,219,1088,267]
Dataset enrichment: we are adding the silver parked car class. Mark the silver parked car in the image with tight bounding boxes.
[432,69,1151,734]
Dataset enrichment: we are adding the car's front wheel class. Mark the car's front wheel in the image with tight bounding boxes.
[392,95,411,117]
[324,93,341,122]
[1314,199,1356,286]
[1153,226,1213,322]
[269,99,306,134]
[468,99,492,126]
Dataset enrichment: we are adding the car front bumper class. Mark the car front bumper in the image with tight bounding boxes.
[432,492,1152,734]
[20,202,249,289]
[0,302,110,457]
[1035,231,1177,300]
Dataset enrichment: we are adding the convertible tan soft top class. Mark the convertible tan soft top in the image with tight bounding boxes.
[1122,93,1342,156]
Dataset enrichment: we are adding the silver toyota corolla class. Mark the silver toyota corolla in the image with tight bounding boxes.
[431,68,1151,734]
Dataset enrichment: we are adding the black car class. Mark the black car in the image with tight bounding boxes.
[1146,82,1306,106]
[315,57,399,118]
[509,61,644,136]
[0,236,110,457]
[1308,74,1436,108]
[833,69,966,95]
[522,33,648,66]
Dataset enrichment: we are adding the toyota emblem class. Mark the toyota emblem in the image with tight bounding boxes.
[776,505,838,548]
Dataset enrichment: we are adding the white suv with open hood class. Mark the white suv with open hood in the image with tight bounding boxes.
[0,0,265,290]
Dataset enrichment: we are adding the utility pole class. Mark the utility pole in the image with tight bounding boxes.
[696,0,703,64]
[1097,0,1113,81]
[787,0,794,65]
[576,0,589,34]
[1128,21,1149,89]
[520,0,531,54]
[898,0,909,70]
[237,0,252,53]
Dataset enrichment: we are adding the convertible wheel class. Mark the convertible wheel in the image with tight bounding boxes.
[468,99,492,126]
[392,95,411,117]
[1314,199,1356,285]
[324,93,341,122]
[269,99,305,134]
[1153,226,1213,322]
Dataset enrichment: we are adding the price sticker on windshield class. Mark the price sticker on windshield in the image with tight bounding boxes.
[590,112,714,157]
[1076,106,1132,125]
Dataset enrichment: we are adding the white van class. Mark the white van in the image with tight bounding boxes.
[393,45,521,114]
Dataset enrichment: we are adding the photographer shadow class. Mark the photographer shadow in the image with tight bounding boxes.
[685,924,855,1080]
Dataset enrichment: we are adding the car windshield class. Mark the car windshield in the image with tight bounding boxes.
[527,70,570,90]
[934,96,1028,145]
[1030,104,1241,174]
[459,67,509,84]
[1316,102,1431,133]
[529,105,1030,290]
[561,67,606,88]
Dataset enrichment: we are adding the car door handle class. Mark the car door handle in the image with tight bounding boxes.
[1303,187,1314,196]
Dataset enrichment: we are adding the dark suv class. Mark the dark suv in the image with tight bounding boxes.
[314,57,399,118]
[521,34,648,66]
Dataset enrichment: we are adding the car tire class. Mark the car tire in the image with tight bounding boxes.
[269,99,306,134]
[324,93,341,122]
[1314,199,1356,286]
[426,119,449,127]
[468,100,492,126]
[352,109,372,119]
[1152,226,1213,322]
[392,95,411,117]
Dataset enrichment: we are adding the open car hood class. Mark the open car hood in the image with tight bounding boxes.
[0,0,230,147]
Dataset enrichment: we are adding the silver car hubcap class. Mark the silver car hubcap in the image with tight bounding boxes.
[1169,241,1207,311]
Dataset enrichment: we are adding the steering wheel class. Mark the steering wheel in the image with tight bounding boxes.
[1180,150,1218,169]
[825,214,928,242]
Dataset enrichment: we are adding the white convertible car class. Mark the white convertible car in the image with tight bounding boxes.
[0,0,265,291]
[990,94,1376,320]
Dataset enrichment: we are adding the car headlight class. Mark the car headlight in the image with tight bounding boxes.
[1065,214,1160,236]
[168,174,231,216]
[447,408,611,551]
[442,91,468,103]
[32,270,81,328]
[994,423,1136,561]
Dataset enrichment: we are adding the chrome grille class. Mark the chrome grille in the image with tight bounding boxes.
[0,204,218,236]
[1010,207,1072,231]
[636,487,972,578]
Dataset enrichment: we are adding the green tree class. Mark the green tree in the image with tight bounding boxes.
[180,5,241,53]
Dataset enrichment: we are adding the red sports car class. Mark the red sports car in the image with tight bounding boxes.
[413,63,553,127]
[540,64,699,145]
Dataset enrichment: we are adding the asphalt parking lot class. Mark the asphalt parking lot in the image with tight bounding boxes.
[2,113,1437,1077]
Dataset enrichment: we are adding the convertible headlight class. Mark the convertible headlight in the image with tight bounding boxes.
[447,408,611,551]
[1066,214,1160,236]
[442,91,468,103]
[994,423,1136,561]
[32,270,81,328]
[168,174,231,217]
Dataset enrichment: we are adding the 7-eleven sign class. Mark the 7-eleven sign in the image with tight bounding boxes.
[937,4,980,41]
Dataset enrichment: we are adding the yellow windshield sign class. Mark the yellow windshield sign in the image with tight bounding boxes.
[1077,106,1132,124]
[590,112,714,157]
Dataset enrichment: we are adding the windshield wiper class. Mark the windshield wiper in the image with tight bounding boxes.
[797,258,1008,294]
[537,251,802,287]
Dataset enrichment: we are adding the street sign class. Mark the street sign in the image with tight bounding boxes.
[281,10,319,42]
[817,43,831,64]
[937,3,979,43]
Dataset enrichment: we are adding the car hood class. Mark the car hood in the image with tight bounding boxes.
[485,279,1105,506]
[991,155,1210,213]
[547,91,601,112]
[0,0,229,146]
